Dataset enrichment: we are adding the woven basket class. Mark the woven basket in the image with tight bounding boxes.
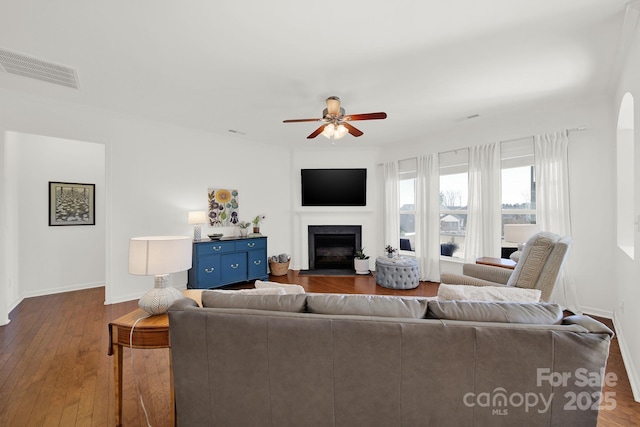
[269,259,290,276]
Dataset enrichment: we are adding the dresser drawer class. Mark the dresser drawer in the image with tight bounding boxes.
[196,241,234,255]
[248,250,267,279]
[234,238,266,251]
[221,253,247,284]
[194,255,221,287]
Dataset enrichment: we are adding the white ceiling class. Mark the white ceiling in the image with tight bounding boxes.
[0,0,631,147]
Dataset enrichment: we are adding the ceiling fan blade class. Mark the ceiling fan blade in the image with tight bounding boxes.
[343,112,387,121]
[307,125,326,139]
[343,122,363,137]
[283,118,323,123]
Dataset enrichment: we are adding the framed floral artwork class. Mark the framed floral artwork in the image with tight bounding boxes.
[207,188,239,226]
[48,181,95,226]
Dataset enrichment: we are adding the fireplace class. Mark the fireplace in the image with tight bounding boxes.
[308,225,362,270]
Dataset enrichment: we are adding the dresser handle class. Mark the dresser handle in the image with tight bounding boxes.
[204,267,215,273]
[230,263,239,269]
[212,246,222,251]
[247,242,255,248]
[253,260,262,265]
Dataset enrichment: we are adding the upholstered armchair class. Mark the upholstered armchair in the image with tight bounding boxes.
[439,232,572,302]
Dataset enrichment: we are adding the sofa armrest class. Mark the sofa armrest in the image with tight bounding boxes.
[562,315,615,337]
[169,297,199,311]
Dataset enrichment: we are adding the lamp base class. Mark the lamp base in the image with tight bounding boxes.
[138,274,184,315]
[193,224,202,241]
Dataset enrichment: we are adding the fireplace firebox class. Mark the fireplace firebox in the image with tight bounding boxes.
[308,225,362,270]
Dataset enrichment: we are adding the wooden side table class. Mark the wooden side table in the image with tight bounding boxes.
[108,309,171,427]
[108,290,202,427]
[475,257,516,270]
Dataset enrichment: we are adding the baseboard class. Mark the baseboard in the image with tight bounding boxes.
[21,281,104,299]
[613,309,640,402]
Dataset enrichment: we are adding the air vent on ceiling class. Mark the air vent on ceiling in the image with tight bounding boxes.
[0,47,80,89]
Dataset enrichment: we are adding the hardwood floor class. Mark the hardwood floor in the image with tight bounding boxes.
[0,273,637,426]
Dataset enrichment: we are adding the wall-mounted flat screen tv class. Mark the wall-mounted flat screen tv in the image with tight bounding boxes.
[301,168,367,206]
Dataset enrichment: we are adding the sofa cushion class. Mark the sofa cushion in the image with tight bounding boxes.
[306,294,429,319]
[427,300,563,324]
[201,291,307,313]
[254,280,306,294]
[437,283,541,303]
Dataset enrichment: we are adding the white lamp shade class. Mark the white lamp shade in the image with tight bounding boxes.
[188,211,207,225]
[504,224,540,244]
[128,236,193,276]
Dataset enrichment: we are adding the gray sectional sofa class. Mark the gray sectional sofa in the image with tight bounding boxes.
[168,292,613,427]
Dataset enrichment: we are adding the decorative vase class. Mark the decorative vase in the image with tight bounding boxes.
[387,252,394,258]
[253,226,260,234]
[240,228,248,237]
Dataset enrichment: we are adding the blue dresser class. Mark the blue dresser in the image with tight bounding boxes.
[187,236,268,289]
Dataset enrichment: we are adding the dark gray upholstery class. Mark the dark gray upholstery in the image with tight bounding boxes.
[169,295,611,427]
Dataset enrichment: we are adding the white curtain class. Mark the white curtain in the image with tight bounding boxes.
[534,131,581,313]
[415,154,440,281]
[465,143,502,262]
[383,161,400,253]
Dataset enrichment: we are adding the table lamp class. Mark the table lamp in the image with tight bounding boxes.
[128,236,193,315]
[188,211,207,241]
[503,224,540,262]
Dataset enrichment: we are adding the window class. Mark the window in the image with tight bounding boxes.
[501,140,537,256]
[439,150,468,259]
[501,166,536,225]
[399,159,416,251]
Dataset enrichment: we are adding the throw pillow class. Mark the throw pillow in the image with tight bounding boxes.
[437,283,541,303]
[254,280,306,295]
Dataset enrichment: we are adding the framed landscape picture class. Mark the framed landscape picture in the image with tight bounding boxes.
[48,181,95,226]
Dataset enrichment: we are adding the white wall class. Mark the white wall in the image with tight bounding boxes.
[613,12,640,401]
[6,132,106,298]
[0,89,293,319]
[291,147,381,270]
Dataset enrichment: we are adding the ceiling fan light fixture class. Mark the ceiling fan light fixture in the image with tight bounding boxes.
[322,123,348,140]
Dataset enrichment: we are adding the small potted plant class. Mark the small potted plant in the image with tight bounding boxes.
[354,248,370,275]
[237,221,251,237]
[252,214,266,234]
[385,245,397,258]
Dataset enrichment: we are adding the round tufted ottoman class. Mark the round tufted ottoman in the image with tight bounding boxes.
[375,256,420,289]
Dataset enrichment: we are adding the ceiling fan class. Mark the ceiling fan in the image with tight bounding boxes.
[283,96,387,140]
